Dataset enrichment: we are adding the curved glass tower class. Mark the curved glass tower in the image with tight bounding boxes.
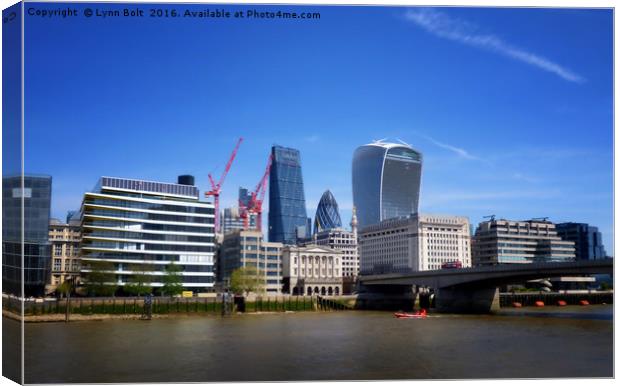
[313,190,342,234]
[352,141,422,229]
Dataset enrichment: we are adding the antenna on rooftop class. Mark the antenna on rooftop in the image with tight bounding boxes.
[483,214,496,221]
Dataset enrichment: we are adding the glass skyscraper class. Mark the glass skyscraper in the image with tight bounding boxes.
[313,190,342,234]
[352,141,423,229]
[2,175,52,297]
[555,223,608,260]
[268,146,308,245]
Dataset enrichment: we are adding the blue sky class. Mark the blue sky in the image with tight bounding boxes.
[19,4,613,251]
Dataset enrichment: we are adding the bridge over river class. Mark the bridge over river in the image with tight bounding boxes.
[359,259,613,313]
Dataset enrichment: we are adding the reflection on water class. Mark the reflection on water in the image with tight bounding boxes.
[19,305,613,383]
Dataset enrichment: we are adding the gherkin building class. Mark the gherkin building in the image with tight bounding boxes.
[313,190,342,234]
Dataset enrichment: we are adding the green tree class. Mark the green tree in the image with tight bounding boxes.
[56,280,72,299]
[229,266,265,296]
[162,263,184,297]
[124,263,154,296]
[82,260,117,297]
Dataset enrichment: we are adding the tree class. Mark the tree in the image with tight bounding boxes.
[56,280,72,299]
[82,260,117,297]
[229,266,265,296]
[124,263,154,296]
[162,263,183,297]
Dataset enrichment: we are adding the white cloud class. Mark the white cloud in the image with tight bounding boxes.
[404,8,585,83]
[416,132,481,160]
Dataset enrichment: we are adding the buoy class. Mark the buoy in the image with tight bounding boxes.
[512,302,522,308]
[557,300,567,306]
[579,300,590,306]
[535,301,545,307]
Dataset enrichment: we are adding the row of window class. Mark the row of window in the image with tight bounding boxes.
[85,209,212,224]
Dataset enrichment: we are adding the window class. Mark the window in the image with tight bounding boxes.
[54,245,63,256]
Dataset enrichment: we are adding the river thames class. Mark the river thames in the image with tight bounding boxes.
[11,305,614,383]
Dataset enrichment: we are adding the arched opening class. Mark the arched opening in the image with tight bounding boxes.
[321,287,326,296]
[314,286,319,295]
[292,287,299,296]
[328,287,333,296]
[307,287,312,295]
[335,287,340,295]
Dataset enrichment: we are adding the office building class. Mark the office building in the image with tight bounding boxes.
[472,218,576,266]
[2,175,52,297]
[268,145,308,244]
[48,217,81,292]
[313,190,342,234]
[352,140,423,229]
[359,214,471,275]
[219,229,283,294]
[221,207,257,235]
[282,245,343,296]
[555,222,607,260]
[80,176,215,292]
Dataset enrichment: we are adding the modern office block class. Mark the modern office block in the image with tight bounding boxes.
[80,176,215,292]
[358,214,471,275]
[2,175,53,297]
[352,140,423,229]
[219,229,283,294]
[268,145,308,244]
[472,218,576,265]
[313,190,343,234]
[555,222,608,260]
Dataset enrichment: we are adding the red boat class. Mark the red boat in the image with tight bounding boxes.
[394,309,427,318]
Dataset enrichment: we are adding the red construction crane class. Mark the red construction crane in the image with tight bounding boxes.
[240,154,272,232]
[205,137,243,233]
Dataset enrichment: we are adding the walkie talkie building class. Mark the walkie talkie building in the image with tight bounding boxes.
[352,141,423,229]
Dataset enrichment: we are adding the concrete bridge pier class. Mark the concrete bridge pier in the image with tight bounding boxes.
[435,286,500,314]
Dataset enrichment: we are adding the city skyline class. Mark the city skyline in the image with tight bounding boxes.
[19,4,613,251]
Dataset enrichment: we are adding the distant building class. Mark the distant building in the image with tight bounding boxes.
[48,218,81,292]
[221,207,257,235]
[80,175,215,292]
[313,190,342,234]
[220,229,283,294]
[268,145,309,244]
[2,175,52,297]
[555,223,607,260]
[282,245,343,296]
[352,141,423,229]
[359,214,471,275]
[472,218,576,266]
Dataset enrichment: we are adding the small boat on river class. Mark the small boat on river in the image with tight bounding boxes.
[394,309,427,319]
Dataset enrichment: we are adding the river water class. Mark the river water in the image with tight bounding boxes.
[11,305,614,383]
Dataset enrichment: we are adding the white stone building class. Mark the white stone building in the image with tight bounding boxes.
[282,245,343,296]
[359,214,471,275]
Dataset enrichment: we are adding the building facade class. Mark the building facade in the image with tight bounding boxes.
[282,245,343,296]
[48,218,82,291]
[472,218,576,266]
[555,222,607,261]
[80,176,215,292]
[221,207,257,235]
[359,214,471,275]
[352,141,423,229]
[313,190,342,234]
[2,175,52,297]
[268,145,309,244]
[219,229,283,294]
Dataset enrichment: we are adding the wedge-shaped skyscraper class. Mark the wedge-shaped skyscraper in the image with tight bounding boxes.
[352,141,423,229]
[268,146,308,244]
